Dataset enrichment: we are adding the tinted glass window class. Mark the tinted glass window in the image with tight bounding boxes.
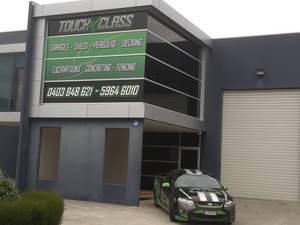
[0,54,25,111]
[143,132,179,146]
[144,80,199,117]
[146,15,203,117]
[142,161,177,176]
[143,147,179,161]
[147,16,200,58]
[181,133,200,147]
[145,56,200,98]
[146,32,200,78]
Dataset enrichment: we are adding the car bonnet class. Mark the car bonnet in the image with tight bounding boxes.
[179,188,227,203]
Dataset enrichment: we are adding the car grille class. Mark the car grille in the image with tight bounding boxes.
[190,213,227,220]
[196,202,223,207]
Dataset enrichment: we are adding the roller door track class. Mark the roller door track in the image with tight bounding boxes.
[221,90,300,202]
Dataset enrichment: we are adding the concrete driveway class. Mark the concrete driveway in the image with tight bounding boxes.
[62,198,300,225]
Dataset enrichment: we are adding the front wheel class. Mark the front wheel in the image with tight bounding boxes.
[169,199,177,222]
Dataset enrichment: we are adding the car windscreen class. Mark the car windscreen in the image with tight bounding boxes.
[175,174,222,189]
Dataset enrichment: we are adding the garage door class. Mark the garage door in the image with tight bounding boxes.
[221,90,300,202]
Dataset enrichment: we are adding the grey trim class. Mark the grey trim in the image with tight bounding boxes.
[33,0,212,47]
[0,43,26,54]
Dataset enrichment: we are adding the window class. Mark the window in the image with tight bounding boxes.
[0,54,25,111]
[145,15,203,118]
[103,128,129,184]
[0,56,14,110]
[147,16,201,58]
[38,128,61,180]
[146,32,200,78]
[144,80,199,117]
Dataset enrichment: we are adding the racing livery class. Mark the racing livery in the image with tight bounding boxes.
[153,169,235,224]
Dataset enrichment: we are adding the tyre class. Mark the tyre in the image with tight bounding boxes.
[169,199,177,222]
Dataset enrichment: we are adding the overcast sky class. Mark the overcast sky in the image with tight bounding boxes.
[1,0,300,38]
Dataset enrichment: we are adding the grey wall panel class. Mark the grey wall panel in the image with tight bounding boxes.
[101,184,127,204]
[91,0,136,11]
[58,120,105,201]
[32,103,145,119]
[126,120,143,205]
[144,104,203,131]
[37,0,92,16]
[201,49,222,179]
[214,33,300,90]
[136,0,160,7]
[33,18,46,38]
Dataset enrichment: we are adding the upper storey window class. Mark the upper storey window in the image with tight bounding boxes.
[0,54,25,111]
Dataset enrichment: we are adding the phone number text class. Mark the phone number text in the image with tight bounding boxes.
[46,85,140,98]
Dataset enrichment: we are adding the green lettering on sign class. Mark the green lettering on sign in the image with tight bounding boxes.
[45,55,145,81]
[46,30,147,58]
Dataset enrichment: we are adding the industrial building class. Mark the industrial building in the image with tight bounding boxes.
[0,0,299,205]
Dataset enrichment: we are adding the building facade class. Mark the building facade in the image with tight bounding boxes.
[0,0,299,205]
[17,0,209,206]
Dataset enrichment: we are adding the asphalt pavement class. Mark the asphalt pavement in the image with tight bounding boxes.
[62,198,300,225]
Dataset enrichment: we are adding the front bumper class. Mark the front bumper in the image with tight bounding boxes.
[177,203,235,223]
[188,209,231,223]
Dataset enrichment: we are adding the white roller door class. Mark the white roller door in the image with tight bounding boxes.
[221,90,300,202]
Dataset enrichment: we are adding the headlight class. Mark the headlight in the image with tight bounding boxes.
[178,198,195,207]
[224,200,234,208]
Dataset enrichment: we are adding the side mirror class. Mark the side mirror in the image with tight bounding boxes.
[223,185,228,191]
[162,182,170,188]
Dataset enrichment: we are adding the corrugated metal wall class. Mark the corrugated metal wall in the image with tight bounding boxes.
[221,90,300,202]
